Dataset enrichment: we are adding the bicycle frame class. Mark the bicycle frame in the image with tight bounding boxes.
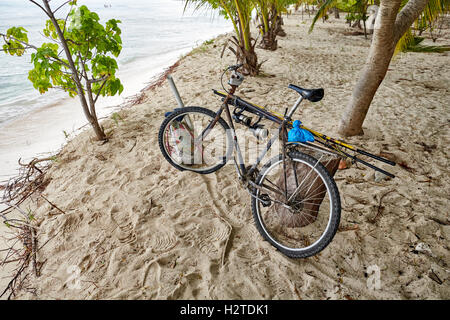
[206,86,396,179]
[199,85,304,183]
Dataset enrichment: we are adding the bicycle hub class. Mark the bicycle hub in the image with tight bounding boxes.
[251,126,269,140]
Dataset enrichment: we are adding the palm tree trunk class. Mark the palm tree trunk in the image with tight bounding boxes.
[258,6,278,51]
[334,7,340,19]
[338,0,430,136]
[276,15,286,37]
[363,16,367,39]
[234,0,250,51]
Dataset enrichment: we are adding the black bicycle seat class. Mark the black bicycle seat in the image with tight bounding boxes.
[288,84,324,102]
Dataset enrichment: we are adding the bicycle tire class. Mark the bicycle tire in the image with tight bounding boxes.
[251,151,341,258]
[158,106,233,174]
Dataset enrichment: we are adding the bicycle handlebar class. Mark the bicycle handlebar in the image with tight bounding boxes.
[228,63,244,71]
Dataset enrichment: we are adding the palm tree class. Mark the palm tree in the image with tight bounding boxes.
[185,0,261,75]
[310,0,374,39]
[307,0,449,136]
[339,0,449,136]
[253,0,293,50]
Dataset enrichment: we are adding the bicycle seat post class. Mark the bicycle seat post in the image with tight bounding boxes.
[286,96,304,120]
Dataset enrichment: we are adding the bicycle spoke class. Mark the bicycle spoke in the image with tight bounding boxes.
[292,161,299,189]
[300,193,328,204]
[259,183,285,197]
[287,155,323,202]
[297,185,328,203]
[292,177,325,199]
[290,209,319,218]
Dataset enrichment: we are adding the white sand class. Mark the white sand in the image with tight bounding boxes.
[3,14,449,299]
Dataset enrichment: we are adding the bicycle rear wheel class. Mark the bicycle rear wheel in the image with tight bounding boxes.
[158,106,233,174]
[251,151,341,258]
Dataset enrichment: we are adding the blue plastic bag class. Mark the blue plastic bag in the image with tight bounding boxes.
[288,120,315,143]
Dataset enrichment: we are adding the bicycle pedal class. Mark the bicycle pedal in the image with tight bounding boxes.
[260,194,271,207]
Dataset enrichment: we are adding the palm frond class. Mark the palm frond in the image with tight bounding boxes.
[309,0,337,33]
[395,0,449,55]
[407,44,450,53]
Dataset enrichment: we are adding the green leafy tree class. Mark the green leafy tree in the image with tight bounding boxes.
[1,0,123,141]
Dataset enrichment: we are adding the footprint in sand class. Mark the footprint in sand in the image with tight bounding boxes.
[263,268,292,299]
[149,228,178,253]
[86,174,97,185]
[110,205,137,245]
[234,245,262,263]
[80,190,92,204]
[139,165,155,179]
[182,218,230,261]
[141,259,183,299]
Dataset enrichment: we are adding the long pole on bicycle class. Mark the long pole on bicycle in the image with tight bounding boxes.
[167,74,185,108]
[167,74,194,130]
[305,127,396,167]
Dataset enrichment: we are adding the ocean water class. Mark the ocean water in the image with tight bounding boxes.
[0,0,231,178]
[0,0,229,125]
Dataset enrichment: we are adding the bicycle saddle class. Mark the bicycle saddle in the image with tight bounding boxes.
[288,84,324,102]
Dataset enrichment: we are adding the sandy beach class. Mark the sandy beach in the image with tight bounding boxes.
[2,13,449,299]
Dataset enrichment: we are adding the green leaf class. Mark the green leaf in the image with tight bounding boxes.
[2,26,30,56]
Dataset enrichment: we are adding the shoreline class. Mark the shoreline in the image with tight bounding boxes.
[2,14,449,300]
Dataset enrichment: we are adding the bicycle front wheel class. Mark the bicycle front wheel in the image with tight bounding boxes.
[158,106,233,174]
[251,151,341,258]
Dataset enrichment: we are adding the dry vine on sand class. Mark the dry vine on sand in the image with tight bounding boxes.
[0,157,56,299]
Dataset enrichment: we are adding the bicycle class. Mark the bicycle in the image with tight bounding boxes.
[158,64,396,258]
